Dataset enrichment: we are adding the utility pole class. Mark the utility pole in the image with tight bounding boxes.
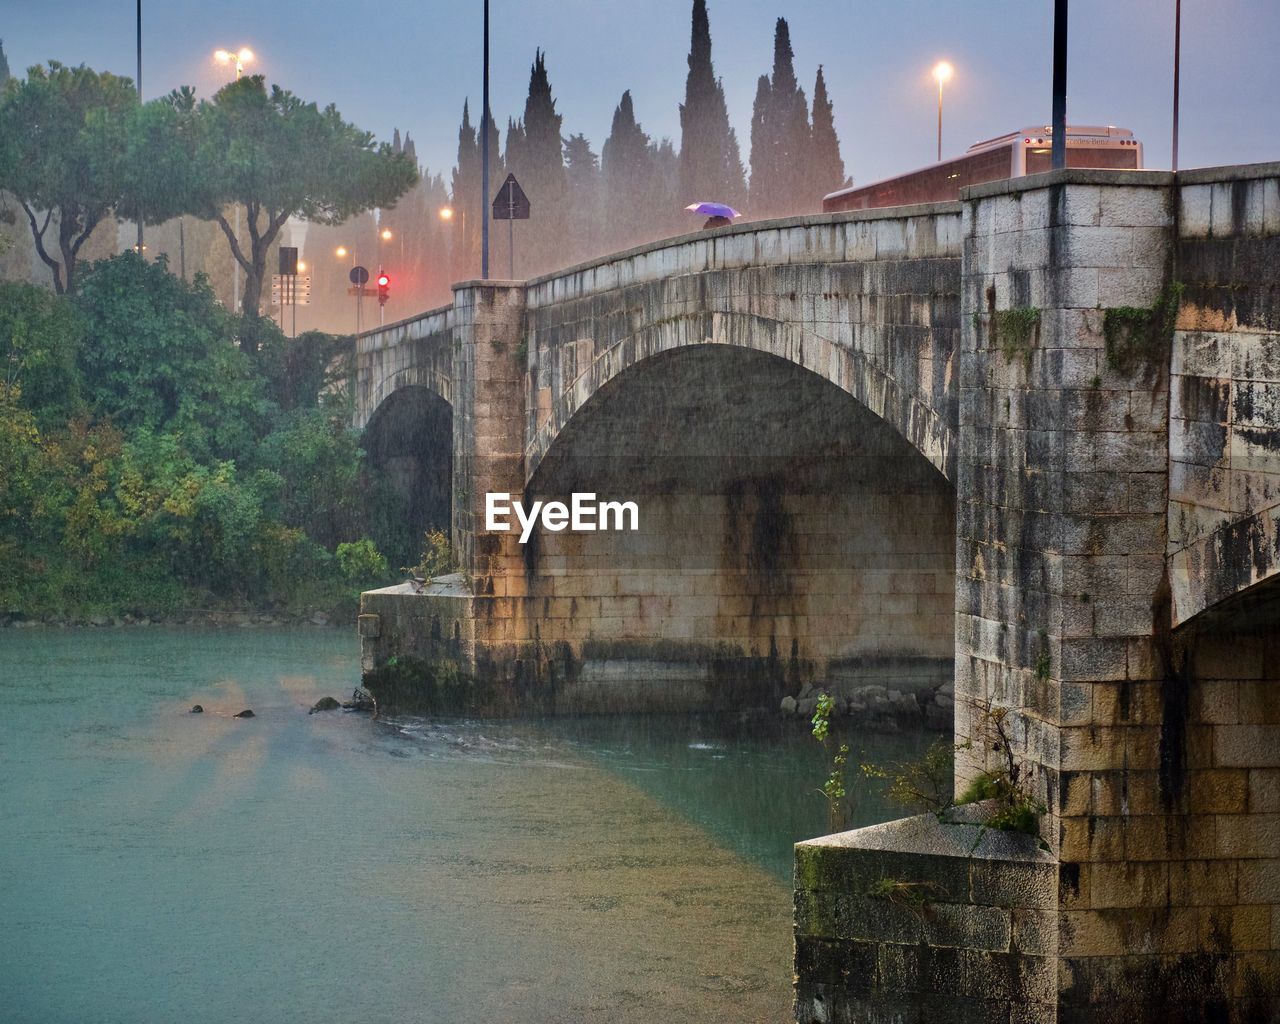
[136,0,144,256]
[481,0,490,280]
[1051,0,1068,171]
[1172,0,1182,172]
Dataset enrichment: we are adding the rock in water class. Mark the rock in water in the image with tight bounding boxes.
[310,696,341,714]
[780,695,798,715]
[190,705,204,714]
[234,709,255,719]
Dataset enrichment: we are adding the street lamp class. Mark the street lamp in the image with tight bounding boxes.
[214,47,254,80]
[932,61,953,162]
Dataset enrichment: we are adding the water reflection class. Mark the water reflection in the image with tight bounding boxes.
[0,628,931,1023]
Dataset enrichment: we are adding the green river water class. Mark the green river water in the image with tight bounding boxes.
[0,627,930,1023]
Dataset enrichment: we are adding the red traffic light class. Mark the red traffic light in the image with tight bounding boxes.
[376,273,390,288]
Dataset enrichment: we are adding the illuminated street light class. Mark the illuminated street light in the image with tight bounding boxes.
[932,61,954,162]
[438,206,455,221]
[214,46,254,80]
[380,228,393,241]
[335,246,349,258]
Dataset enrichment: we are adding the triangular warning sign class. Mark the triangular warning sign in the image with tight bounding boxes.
[493,174,531,220]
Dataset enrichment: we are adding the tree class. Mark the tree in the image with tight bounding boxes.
[601,91,680,251]
[810,65,848,201]
[0,281,84,423]
[180,77,416,337]
[677,0,746,209]
[508,50,568,276]
[749,18,811,217]
[563,133,601,259]
[0,63,138,294]
[73,252,265,463]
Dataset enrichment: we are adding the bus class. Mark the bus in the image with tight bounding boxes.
[823,125,1144,212]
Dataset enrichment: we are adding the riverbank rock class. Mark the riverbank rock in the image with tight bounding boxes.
[190,705,204,714]
[310,697,341,714]
[779,695,798,715]
[233,709,255,718]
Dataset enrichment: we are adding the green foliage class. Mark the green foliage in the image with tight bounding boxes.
[404,529,455,580]
[866,877,948,907]
[74,253,264,461]
[0,256,378,623]
[956,704,1049,848]
[0,62,139,293]
[256,408,364,548]
[995,307,1041,367]
[178,76,418,319]
[336,538,388,584]
[1103,281,1183,375]
[885,738,956,814]
[0,281,84,423]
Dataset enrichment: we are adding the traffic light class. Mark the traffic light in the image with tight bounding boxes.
[377,271,390,307]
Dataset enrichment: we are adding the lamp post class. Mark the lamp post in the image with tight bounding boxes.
[932,61,953,162]
[440,204,467,280]
[1171,0,1182,172]
[481,0,490,280]
[136,0,143,257]
[336,246,363,334]
[1051,0,1068,170]
[214,47,255,312]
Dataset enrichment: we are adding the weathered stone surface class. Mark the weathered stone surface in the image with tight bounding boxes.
[351,166,1280,1024]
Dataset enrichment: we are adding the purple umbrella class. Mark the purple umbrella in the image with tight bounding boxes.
[685,201,741,219]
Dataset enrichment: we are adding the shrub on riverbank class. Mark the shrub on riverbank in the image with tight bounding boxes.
[0,254,398,622]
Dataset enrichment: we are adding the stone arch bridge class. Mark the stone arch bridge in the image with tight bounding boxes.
[355,163,1280,1024]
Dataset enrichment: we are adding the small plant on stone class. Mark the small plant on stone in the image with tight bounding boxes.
[994,307,1041,368]
[957,702,1048,849]
[1034,629,1052,683]
[866,876,949,908]
[811,693,885,833]
[402,529,455,581]
[1102,280,1183,375]
[885,737,956,816]
[811,694,851,831]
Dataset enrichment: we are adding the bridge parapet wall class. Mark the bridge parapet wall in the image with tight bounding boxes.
[353,303,455,430]
[1168,163,1280,625]
[524,206,963,483]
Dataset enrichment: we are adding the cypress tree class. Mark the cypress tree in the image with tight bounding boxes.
[809,65,847,201]
[749,18,811,217]
[748,75,771,210]
[678,0,746,208]
[602,90,660,250]
[564,133,602,258]
[512,50,568,275]
[449,100,480,280]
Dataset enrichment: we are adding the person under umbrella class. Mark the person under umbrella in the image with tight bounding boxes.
[686,201,741,230]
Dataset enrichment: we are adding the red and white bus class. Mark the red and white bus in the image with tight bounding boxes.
[823,125,1144,212]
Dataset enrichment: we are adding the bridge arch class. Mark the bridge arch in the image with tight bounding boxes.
[525,307,955,488]
[360,384,453,569]
[520,341,956,715]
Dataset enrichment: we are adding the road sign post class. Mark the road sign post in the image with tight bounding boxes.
[492,173,530,279]
[349,265,370,334]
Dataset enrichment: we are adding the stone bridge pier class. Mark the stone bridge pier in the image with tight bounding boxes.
[355,163,1280,1023]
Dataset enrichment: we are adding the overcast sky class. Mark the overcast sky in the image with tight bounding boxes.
[6,0,1278,190]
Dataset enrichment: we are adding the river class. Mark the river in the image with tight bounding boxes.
[0,627,930,1023]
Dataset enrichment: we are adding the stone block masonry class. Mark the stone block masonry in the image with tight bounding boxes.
[351,164,1280,1023]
